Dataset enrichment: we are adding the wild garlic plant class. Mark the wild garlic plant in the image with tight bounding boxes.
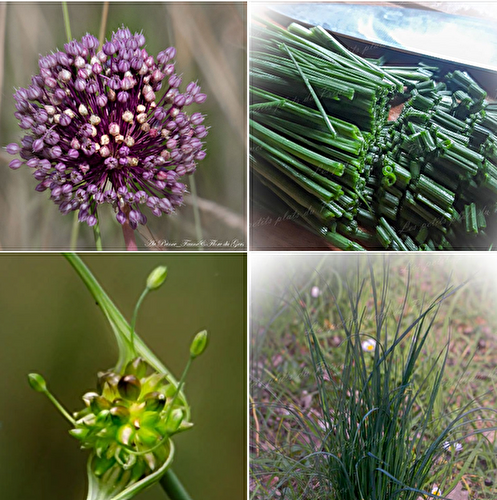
[251,259,496,500]
[28,253,207,500]
[6,7,208,250]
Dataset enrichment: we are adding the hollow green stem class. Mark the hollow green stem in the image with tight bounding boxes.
[160,469,193,500]
[189,175,203,250]
[92,215,103,251]
[61,2,72,42]
[43,388,75,426]
[70,211,79,250]
[164,356,192,425]
[130,287,149,356]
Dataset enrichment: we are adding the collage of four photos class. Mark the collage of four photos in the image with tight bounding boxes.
[0,2,496,500]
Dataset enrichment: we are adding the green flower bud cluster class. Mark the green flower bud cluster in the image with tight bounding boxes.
[70,357,192,479]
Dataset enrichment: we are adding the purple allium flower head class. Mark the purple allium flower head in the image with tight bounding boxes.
[7,27,208,227]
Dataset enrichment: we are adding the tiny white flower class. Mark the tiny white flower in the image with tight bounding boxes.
[361,338,376,353]
[424,486,442,498]
[442,440,463,454]
[311,286,320,298]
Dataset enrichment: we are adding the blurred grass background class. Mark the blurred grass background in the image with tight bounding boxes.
[0,253,246,500]
[0,2,246,250]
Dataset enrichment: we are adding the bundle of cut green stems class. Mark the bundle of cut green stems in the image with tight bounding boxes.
[250,18,497,250]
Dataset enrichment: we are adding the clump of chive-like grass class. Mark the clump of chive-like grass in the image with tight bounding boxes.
[250,261,496,499]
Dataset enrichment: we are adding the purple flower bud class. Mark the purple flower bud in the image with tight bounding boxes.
[108,75,121,90]
[44,131,60,145]
[169,74,182,88]
[59,113,72,127]
[32,138,44,152]
[33,170,46,180]
[195,150,206,161]
[6,143,20,155]
[159,198,172,212]
[174,94,186,107]
[134,191,147,204]
[119,146,130,157]
[27,85,42,100]
[176,165,186,176]
[74,78,87,92]
[35,109,49,124]
[128,209,139,224]
[56,51,71,66]
[164,64,175,76]
[117,91,129,103]
[9,159,23,169]
[86,81,98,94]
[44,77,57,88]
[80,124,93,137]
[78,68,89,80]
[116,211,126,224]
[154,107,167,121]
[118,60,130,73]
[195,125,208,138]
[96,95,108,107]
[104,157,118,169]
[87,214,97,226]
[194,93,207,104]
[103,41,117,56]
[50,146,62,158]
[51,185,62,198]
[82,34,99,50]
[191,112,204,125]
[68,149,79,159]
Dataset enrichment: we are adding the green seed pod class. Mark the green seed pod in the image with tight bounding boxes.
[110,405,130,425]
[136,426,161,446]
[82,391,100,407]
[90,395,112,414]
[190,330,208,358]
[140,411,161,428]
[96,409,111,425]
[117,424,135,446]
[143,391,166,412]
[165,409,184,434]
[28,373,47,393]
[69,428,89,440]
[146,265,168,290]
[111,398,130,408]
[125,357,147,379]
[118,375,141,401]
[97,370,120,392]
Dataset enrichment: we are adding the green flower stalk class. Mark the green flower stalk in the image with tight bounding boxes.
[28,255,207,500]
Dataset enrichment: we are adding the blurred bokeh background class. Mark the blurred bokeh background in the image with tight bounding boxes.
[0,2,246,250]
[0,253,246,499]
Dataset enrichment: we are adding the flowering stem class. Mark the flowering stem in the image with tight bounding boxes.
[92,211,103,251]
[160,469,193,500]
[130,287,149,355]
[164,356,192,425]
[122,204,138,250]
[61,2,72,42]
[98,1,109,49]
[189,175,203,250]
[70,211,79,250]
